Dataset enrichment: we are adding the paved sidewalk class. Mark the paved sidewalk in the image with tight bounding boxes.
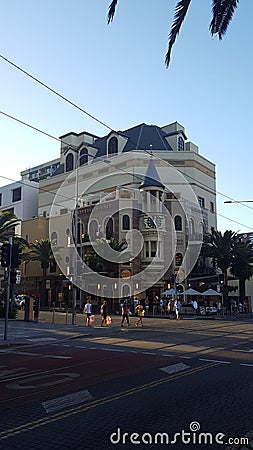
[1,309,252,348]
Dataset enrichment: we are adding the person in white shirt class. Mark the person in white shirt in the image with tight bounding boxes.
[84,298,92,326]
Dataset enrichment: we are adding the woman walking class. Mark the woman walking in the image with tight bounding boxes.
[100,300,108,326]
[135,301,144,327]
[121,301,130,327]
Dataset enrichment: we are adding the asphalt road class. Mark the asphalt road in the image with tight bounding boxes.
[0,315,252,450]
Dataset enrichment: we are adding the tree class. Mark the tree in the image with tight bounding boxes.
[230,239,253,304]
[23,239,56,307]
[0,211,20,243]
[107,0,239,67]
[201,229,239,306]
[201,229,253,307]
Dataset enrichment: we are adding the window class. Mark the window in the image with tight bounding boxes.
[89,220,99,241]
[150,190,157,203]
[66,153,74,172]
[0,193,2,206]
[198,196,205,208]
[51,231,58,246]
[175,253,183,266]
[106,217,113,239]
[210,201,214,213]
[12,187,21,202]
[50,261,57,273]
[108,137,118,155]
[178,136,184,152]
[80,148,88,166]
[122,214,130,230]
[145,241,149,258]
[174,215,182,231]
[189,218,195,235]
[151,241,157,257]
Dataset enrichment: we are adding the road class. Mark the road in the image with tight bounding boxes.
[0,315,252,450]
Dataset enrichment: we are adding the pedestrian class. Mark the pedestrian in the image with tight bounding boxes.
[192,300,198,315]
[174,299,181,320]
[145,297,150,315]
[159,298,164,315]
[167,299,174,319]
[216,300,222,319]
[84,297,93,326]
[243,299,248,315]
[100,300,108,327]
[121,301,130,327]
[135,301,144,327]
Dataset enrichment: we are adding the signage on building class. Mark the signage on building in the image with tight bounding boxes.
[121,269,131,279]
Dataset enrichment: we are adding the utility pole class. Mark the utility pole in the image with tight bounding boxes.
[4,237,12,341]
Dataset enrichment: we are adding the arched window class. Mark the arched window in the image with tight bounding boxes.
[175,215,182,231]
[80,148,88,166]
[189,218,195,235]
[106,217,114,239]
[122,214,130,230]
[66,153,74,172]
[175,253,183,266]
[51,231,58,246]
[178,136,184,152]
[108,137,118,155]
[89,220,98,241]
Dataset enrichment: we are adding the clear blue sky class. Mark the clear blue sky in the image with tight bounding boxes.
[0,1,252,233]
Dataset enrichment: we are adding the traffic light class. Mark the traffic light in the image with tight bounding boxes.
[176,284,184,294]
[218,273,225,284]
[1,243,11,267]
[11,243,22,268]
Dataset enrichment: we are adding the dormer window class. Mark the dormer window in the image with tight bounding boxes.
[66,153,74,172]
[108,137,118,155]
[178,136,184,152]
[80,148,88,166]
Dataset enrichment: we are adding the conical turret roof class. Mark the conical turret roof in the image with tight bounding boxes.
[140,158,165,190]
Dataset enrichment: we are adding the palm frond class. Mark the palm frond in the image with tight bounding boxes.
[107,0,119,24]
[165,0,192,67]
[210,0,239,39]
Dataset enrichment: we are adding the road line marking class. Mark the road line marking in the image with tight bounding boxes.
[100,348,124,352]
[42,355,72,360]
[199,358,231,364]
[240,363,253,367]
[162,354,174,357]
[142,352,156,355]
[27,338,58,343]
[0,361,219,439]
[179,356,191,359]
[42,390,93,414]
[160,363,190,375]
[232,349,250,353]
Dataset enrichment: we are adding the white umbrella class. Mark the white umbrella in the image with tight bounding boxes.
[183,288,201,296]
[202,288,221,296]
[161,288,176,296]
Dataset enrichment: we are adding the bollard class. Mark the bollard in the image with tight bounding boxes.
[33,298,40,323]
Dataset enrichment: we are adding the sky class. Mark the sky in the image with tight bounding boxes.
[0,0,253,234]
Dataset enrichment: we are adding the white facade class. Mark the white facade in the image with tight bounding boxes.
[0,180,38,235]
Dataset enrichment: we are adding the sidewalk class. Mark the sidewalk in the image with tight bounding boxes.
[1,308,252,348]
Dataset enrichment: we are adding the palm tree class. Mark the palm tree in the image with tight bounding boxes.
[230,239,253,304]
[23,239,55,307]
[201,229,239,306]
[107,0,239,67]
[0,211,20,243]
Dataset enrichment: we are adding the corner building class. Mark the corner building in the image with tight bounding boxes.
[37,121,217,304]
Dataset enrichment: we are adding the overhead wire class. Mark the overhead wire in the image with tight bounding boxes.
[0,55,252,230]
[0,110,252,232]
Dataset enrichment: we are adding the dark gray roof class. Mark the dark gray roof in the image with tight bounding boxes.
[93,123,173,159]
[140,158,165,189]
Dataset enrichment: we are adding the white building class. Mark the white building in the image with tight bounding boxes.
[0,180,38,235]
